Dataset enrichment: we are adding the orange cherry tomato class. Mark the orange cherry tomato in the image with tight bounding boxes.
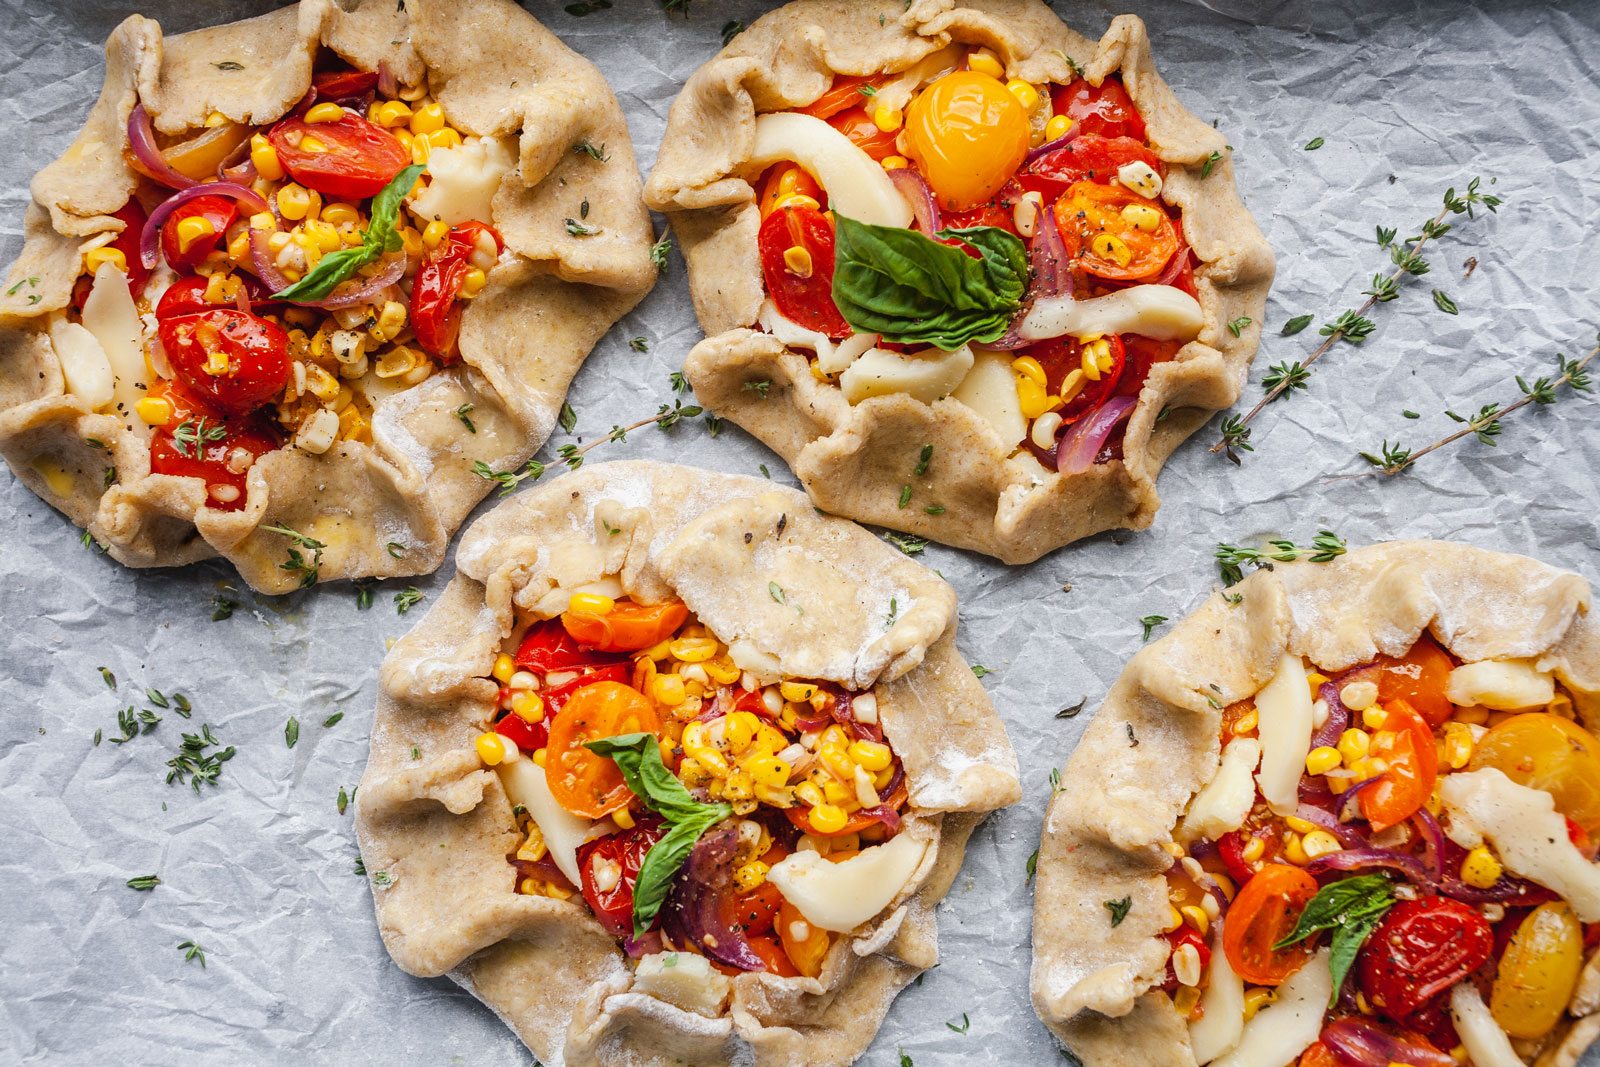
[1471,713,1600,834]
[545,681,661,818]
[267,112,410,199]
[903,71,1031,213]
[1222,863,1318,986]
[1053,180,1179,281]
[560,600,689,653]
[798,76,883,120]
[1374,634,1455,726]
[757,163,826,219]
[1359,699,1439,833]
[747,934,801,977]
[777,899,831,978]
[827,104,900,161]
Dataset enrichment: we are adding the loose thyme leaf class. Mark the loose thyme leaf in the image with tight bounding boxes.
[177,939,206,967]
[1105,896,1132,926]
[897,485,912,509]
[337,787,349,814]
[1304,137,1325,151]
[211,595,237,621]
[261,524,326,588]
[99,667,116,690]
[1281,314,1313,336]
[946,1013,970,1034]
[768,582,786,605]
[1226,316,1252,337]
[883,531,928,555]
[126,874,161,890]
[1025,848,1039,882]
[720,19,744,46]
[1200,150,1223,178]
[323,712,343,729]
[559,402,577,434]
[395,587,423,614]
[572,139,609,161]
[649,234,673,270]
[454,404,476,433]
[146,688,169,709]
[1139,615,1168,642]
[285,717,299,748]
[971,665,994,678]
[914,443,933,476]
[565,218,600,237]
[743,379,771,398]
[1432,289,1459,315]
[631,337,650,352]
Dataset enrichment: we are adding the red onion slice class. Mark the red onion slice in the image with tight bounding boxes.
[248,227,294,292]
[309,254,406,309]
[1320,1018,1454,1067]
[376,62,398,100]
[829,689,882,743]
[1310,665,1379,750]
[1056,395,1135,474]
[887,168,942,237]
[1305,847,1430,887]
[660,823,766,972]
[1292,803,1370,849]
[127,104,199,191]
[988,208,1071,350]
[140,182,270,270]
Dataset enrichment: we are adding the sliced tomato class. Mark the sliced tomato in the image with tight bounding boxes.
[494,709,548,754]
[544,665,632,718]
[410,220,502,362]
[1355,896,1492,1021]
[756,163,826,218]
[1223,863,1319,986]
[156,274,280,320]
[1359,699,1438,833]
[312,68,379,108]
[777,899,831,977]
[827,104,900,161]
[267,112,410,199]
[942,179,1025,237]
[798,76,883,120]
[1374,635,1456,727]
[159,195,238,272]
[1051,75,1147,142]
[1019,134,1162,201]
[1113,335,1184,400]
[1018,332,1127,426]
[110,201,151,299]
[513,617,629,674]
[545,681,661,819]
[1054,180,1180,282]
[561,600,689,654]
[146,382,280,511]
[157,308,290,416]
[576,817,666,939]
[1159,926,1212,992]
[757,205,850,338]
[748,934,802,977]
[786,776,907,837]
[1298,1042,1339,1067]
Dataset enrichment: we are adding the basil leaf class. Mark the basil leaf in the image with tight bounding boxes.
[628,809,723,938]
[272,163,424,302]
[830,215,1028,350]
[1273,873,1396,1004]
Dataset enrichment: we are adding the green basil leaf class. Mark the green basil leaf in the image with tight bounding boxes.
[271,163,424,302]
[270,245,374,303]
[830,215,1027,350]
[629,810,723,939]
[1272,873,1396,1005]
[366,163,425,255]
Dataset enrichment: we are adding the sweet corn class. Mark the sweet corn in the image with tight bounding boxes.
[175,216,216,254]
[1306,746,1342,776]
[276,184,319,222]
[372,100,413,128]
[1362,704,1389,730]
[1302,830,1343,859]
[475,731,508,766]
[226,231,252,263]
[1120,203,1163,232]
[1089,232,1132,267]
[1005,79,1041,111]
[880,155,909,171]
[204,349,230,376]
[1441,722,1476,769]
[1030,411,1063,450]
[511,691,544,722]
[426,127,462,151]
[568,592,615,615]
[491,653,515,683]
[1232,709,1260,735]
[809,803,848,834]
[1162,904,1184,933]
[849,740,892,771]
[1283,833,1310,866]
[374,346,422,379]
[135,395,173,427]
[1180,904,1209,936]
[819,743,855,781]
[780,680,819,703]
[1461,845,1502,889]
[1080,337,1113,380]
[305,219,343,253]
[734,860,771,893]
[304,102,346,124]
[1010,355,1048,387]
[666,637,715,664]
[532,747,547,767]
[250,133,284,181]
[1044,114,1072,141]
[1016,375,1062,419]
[1337,728,1372,765]
[1284,815,1319,834]
[1058,368,1087,404]
[516,822,547,862]
[796,781,825,808]
[460,268,488,297]
[725,711,760,754]
[872,106,902,133]
[1172,943,1202,987]
[1242,988,1276,1023]
[85,247,128,274]
[409,102,446,135]
[782,245,813,279]
[745,755,791,788]
[612,806,635,830]
[417,220,448,250]
[967,50,1004,79]
[651,673,687,706]
[1241,836,1265,863]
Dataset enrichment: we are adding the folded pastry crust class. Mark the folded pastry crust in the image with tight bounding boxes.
[645,0,1274,564]
[0,0,656,592]
[356,460,1020,1066]
[1030,540,1600,1065]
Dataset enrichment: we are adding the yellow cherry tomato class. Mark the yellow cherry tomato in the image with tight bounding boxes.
[903,71,1031,213]
[1470,713,1600,834]
[1491,901,1584,1039]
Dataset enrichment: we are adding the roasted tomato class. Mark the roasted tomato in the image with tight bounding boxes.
[904,71,1032,213]
[786,775,907,838]
[1053,180,1180,282]
[1114,335,1185,399]
[545,681,660,819]
[1358,699,1438,833]
[155,274,279,320]
[576,817,666,939]
[1470,714,1600,835]
[828,104,900,161]
[1050,75,1147,142]
[777,899,831,978]
[146,381,279,511]
[110,201,152,298]
[560,600,690,654]
[1019,134,1162,201]
[1355,896,1492,1022]
[1373,634,1455,726]
[159,195,238,272]
[494,709,548,754]
[797,76,883,120]
[1491,901,1584,1039]
[1222,863,1318,986]
[1019,332,1128,426]
[410,220,502,361]
[267,111,410,199]
[513,617,629,673]
[757,205,850,338]
[1159,926,1211,992]
[756,163,826,219]
[157,308,290,416]
[312,68,379,108]
[1297,1043,1339,1067]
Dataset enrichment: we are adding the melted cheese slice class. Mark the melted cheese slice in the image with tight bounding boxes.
[766,832,927,932]
[48,316,114,411]
[748,113,912,228]
[1255,653,1313,817]
[1445,659,1555,710]
[951,351,1025,445]
[755,299,876,375]
[496,758,594,885]
[79,262,150,437]
[1189,926,1244,1063]
[633,951,731,1017]
[407,136,515,227]
[839,344,973,405]
[1208,950,1330,1067]
[1179,738,1261,844]
[1450,982,1526,1067]
[1440,767,1600,921]
[1017,286,1204,344]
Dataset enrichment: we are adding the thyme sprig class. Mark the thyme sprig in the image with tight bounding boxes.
[261,524,325,588]
[1210,178,1501,458]
[1357,336,1597,476]
[1215,530,1347,586]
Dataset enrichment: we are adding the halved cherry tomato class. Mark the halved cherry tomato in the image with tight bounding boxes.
[757,205,850,338]
[111,201,152,299]
[545,664,631,718]
[786,776,907,837]
[942,178,1024,237]
[513,617,629,673]
[576,817,666,939]
[156,274,279,320]
[1359,699,1438,833]
[1355,896,1492,1021]
[1113,335,1184,399]
[410,220,503,362]
[157,308,290,416]
[1373,635,1455,727]
[267,112,410,199]
[1019,135,1163,201]
[1298,1042,1339,1067]
[757,163,826,219]
[1017,332,1127,426]
[1471,713,1600,834]
[827,104,900,161]
[560,600,689,654]
[312,68,379,108]
[1050,75,1147,142]
[1053,180,1179,282]
[494,709,548,754]
[1159,926,1211,992]
[160,195,238,272]
[904,71,1031,213]
[1222,863,1318,986]
[545,681,660,818]
[777,899,831,978]
[146,381,279,511]
[798,76,882,120]
[748,934,802,977]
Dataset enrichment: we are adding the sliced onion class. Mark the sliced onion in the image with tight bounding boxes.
[621,929,663,958]
[248,227,294,292]
[140,182,270,270]
[660,822,766,971]
[148,335,173,380]
[887,168,941,237]
[376,62,398,100]
[1056,395,1135,474]
[1336,776,1383,822]
[127,104,199,191]
[1411,809,1446,881]
[1293,803,1369,849]
[1306,847,1431,887]
[1320,1018,1454,1067]
[1311,666,1379,750]
[1022,125,1083,166]
[858,802,901,833]
[311,254,406,309]
[988,209,1071,350]
[830,689,882,743]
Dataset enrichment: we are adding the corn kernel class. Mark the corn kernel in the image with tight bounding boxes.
[460,267,487,297]
[734,860,771,893]
[85,247,128,274]
[135,395,173,427]
[421,219,450,249]
[1016,375,1062,419]
[808,803,847,834]
[1120,203,1163,232]
[1283,833,1310,866]
[1172,942,1202,987]
[612,806,635,830]
[880,155,909,171]
[337,403,370,443]
[373,100,413,128]
[1242,988,1276,1023]
[174,216,216,254]
[1232,709,1260,735]
[1045,114,1072,141]
[475,731,508,766]
[1302,830,1343,859]
[492,655,517,684]
[725,711,760,754]
[532,747,547,767]
[1337,728,1372,765]
[276,184,318,222]
[1055,368,1087,405]
[967,50,1005,79]
[426,127,462,151]
[1284,815,1319,834]
[1241,836,1265,863]
[796,781,824,808]
[1180,904,1210,936]
[651,673,687,706]
[872,106,902,133]
[781,245,813,279]
[1441,722,1476,769]
[409,102,446,135]
[821,777,851,805]
[511,691,544,722]
[1010,355,1047,386]
[848,740,892,772]
[226,231,251,263]
[516,823,547,862]
[371,300,407,342]
[305,219,343,253]
[745,754,790,788]
[669,637,718,663]
[304,102,346,124]
[779,680,819,703]
[1460,845,1503,889]
[1305,746,1342,776]
[1162,904,1183,933]
[1005,79,1041,111]
[568,592,615,615]
[250,133,284,181]
[1089,232,1132,267]
[1362,704,1389,730]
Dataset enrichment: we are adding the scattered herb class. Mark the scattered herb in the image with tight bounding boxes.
[261,524,326,588]
[165,724,235,793]
[884,598,899,629]
[1432,289,1459,315]
[170,417,227,459]
[649,234,673,271]
[566,0,614,13]
[1056,698,1086,719]
[1126,722,1139,747]
[1105,896,1132,926]
[1304,137,1325,151]
[914,443,933,476]
[758,463,770,478]
[126,874,161,890]
[214,60,245,71]
[354,857,367,875]
[285,717,300,749]
[924,505,945,515]
[1281,313,1313,336]
[559,402,577,434]
[743,379,771,399]
[1049,768,1062,794]
[897,485,912,509]
[337,787,350,814]
[1402,409,1420,419]
[1226,316,1252,337]
[1200,150,1223,179]
[768,582,786,605]
[411,747,421,760]
[177,939,206,967]
[1026,848,1039,882]
[211,594,237,621]
[632,337,650,352]
[109,706,160,744]
[454,403,476,433]
[354,580,375,610]
[93,729,102,745]
[1215,530,1347,586]
[720,19,744,46]
[884,531,928,555]
[971,665,994,678]
[323,712,344,729]
[572,140,609,161]
[395,587,423,614]
[372,871,393,887]
[1139,615,1167,641]
[565,218,600,237]
[99,667,116,689]
[947,1013,970,1034]
[146,688,169,709]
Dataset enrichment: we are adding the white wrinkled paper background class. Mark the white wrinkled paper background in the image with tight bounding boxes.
[2,1,1597,1063]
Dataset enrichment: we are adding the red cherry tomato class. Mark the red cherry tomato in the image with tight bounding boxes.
[1223,863,1318,986]
[1355,896,1493,1022]
[158,309,291,416]
[312,68,379,108]
[160,195,238,272]
[1114,335,1185,400]
[156,274,279,320]
[943,179,1024,237]
[577,818,666,939]
[1051,75,1147,142]
[1374,634,1456,727]
[757,205,850,338]
[411,221,503,362]
[513,618,630,674]
[1019,134,1162,201]
[1159,926,1212,992]
[146,382,280,511]
[1018,332,1127,425]
[1299,1043,1339,1067]
[267,112,410,199]
[1359,699,1438,833]
[111,201,152,298]
[827,104,900,161]
[544,664,631,717]
[494,710,548,754]
[798,76,882,120]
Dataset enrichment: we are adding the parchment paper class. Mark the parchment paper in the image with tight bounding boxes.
[2,1,1597,1064]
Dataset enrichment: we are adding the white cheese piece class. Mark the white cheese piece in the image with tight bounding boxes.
[48,316,114,411]
[1116,160,1163,199]
[632,951,731,1017]
[952,351,1026,445]
[1440,768,1600,921]
[80,262,151,437]
[767,831,927,932]
[1179,739,1262,844]
[756,298,878,375]
[1189,926,1245,1063]
[496,759,594,886]
[406,136,514,227]
[748,112,912,228]
[839,344,973,405]
[818,332,877,376]
[1450,982,1526,1067]
[1017,286,1204,344]
[1209,950,1331,1067]
[1255,653,1313,817]
[1445,659,1555,710]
